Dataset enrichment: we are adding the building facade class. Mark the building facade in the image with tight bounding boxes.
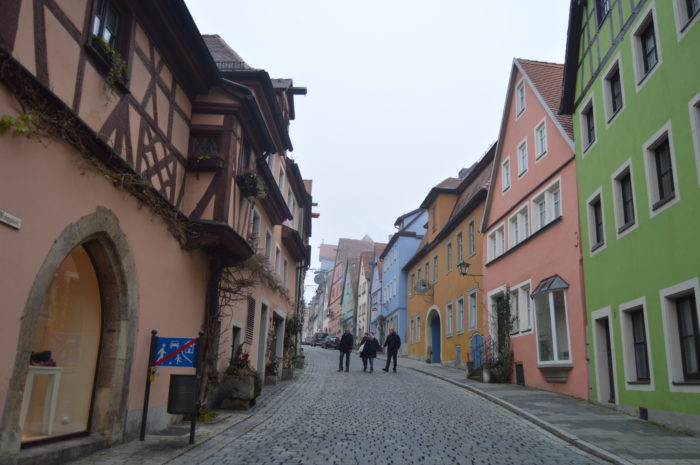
[482,58,587,398]
[560,0,700,432]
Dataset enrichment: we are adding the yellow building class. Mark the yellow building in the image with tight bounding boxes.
[405,146,494,367]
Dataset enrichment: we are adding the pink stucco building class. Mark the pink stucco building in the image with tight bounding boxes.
[0,2,311,464]
[481,59,588,398]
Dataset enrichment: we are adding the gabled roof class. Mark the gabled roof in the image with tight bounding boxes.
[393,207,423,228]
[319,243,337,261]
[518,59,573,139]
[202,34,258,70]
[373,243,387,276]
[419,177,462,209]
[481,58,574,231]
[360,251,373,280]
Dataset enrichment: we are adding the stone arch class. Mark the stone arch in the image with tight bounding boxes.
[0,207,138,459]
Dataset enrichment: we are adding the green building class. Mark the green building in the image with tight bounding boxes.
[560,0,700,433]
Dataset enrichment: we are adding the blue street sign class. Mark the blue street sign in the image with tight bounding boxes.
[155,337,197,367]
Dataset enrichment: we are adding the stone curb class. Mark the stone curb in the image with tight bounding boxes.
[407,366,635,465]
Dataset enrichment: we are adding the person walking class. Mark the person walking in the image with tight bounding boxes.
[361,332,380,373]
[382,327,401,373]
[358,333,370,372]
[338,329,354,372]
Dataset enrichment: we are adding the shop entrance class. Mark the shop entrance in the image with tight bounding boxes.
[20,245,102,444]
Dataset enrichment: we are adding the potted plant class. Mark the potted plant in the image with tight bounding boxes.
[218,344,260,410]
[186,152,225,172]
[90,35,129,90]
[264,357,279,385]
[236,172,267,198]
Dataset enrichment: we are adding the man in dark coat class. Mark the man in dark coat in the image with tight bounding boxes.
[382,327,401,372]
[338,329,354,372]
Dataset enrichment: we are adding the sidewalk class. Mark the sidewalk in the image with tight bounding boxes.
[379,354,700,465]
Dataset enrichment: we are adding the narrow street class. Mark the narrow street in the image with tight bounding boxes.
[164,347,604,465]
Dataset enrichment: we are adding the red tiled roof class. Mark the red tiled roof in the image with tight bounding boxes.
[517,59,573,139]
[436,177,462,190]
[319,243,337,261]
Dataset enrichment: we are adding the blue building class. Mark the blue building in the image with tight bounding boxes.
[379,209,427,354]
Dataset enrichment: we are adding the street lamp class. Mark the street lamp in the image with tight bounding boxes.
[457,261,483,277]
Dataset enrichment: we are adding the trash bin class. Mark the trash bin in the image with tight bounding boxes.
[167,374,197,415]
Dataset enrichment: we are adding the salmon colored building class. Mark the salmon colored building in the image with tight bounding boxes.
[481,59,588,398]
[0,2,310,463]
[405,148,493,367]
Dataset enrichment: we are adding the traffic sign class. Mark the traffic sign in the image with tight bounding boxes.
[155,337,197,367]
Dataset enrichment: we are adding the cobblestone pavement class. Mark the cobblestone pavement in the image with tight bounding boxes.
[161,347,606,465]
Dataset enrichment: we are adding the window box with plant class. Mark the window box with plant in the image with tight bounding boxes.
[217,344,261,410]
[236,172,267,199]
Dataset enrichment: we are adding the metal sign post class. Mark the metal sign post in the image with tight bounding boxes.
[190,331,204,444]
[139,330,158,441]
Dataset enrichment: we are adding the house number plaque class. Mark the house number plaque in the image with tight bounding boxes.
[0,209,22,230]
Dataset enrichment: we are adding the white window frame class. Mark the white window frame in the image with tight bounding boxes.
[468,289,478,331]
[456,296,465,334]
[446,241,453,273]
[446,301,453,337]
[579,95,598,155]
[432,255,438,283]
[642,121,681,219]
[283,259,289,289]
[274,245,281,275]
[689,92,700,188]
[672,0,700,40]
[468,219,476,257]
[530,178,561,232]
[502,157,511,192]
[659,278,700,393]
[534,289,573,365]
[591,306,619,404]
[510,280,532,337]
[534,118,548,160]
[631,4,662,92]
[416,315,421,342]
[456,232,463,263]
[619,297,654,391]
[278,166,285,193]
[515,80,526,117]
[410,319,415,344]
[586,188,607,256]
[250,208,261,251]
[508,204,529,248]
[602,54,625,127]
[517,138,528,177]
[264,229,273,262]
[487,223,505,261]
[611,159,639,239]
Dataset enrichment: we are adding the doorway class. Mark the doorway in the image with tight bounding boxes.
[593,310,617,404]
[428,312,441,364]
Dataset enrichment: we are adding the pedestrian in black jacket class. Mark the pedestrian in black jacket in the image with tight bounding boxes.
[382,328,401,373]
[338,329,354,372]
[361,332,380,373]
[358,333,369,371]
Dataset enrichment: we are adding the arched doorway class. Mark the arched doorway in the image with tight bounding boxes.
[427,310,441,364]
[20,245,102,443]
[0,208,137,458]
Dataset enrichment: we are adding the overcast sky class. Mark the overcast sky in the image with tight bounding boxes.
[184,0,571,297]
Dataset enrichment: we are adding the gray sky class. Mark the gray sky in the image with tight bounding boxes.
[184,1,571,297]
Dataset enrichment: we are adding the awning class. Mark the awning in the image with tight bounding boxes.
[530,275,569,298]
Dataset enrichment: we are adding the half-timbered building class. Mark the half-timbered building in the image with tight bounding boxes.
[0,2,311,463]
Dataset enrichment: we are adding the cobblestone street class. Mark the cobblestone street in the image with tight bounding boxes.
[163,347,605,465]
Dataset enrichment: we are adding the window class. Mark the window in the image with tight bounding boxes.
[517,140,528,176]
[632,9,661,87]
[535,121,547,159]
[643,124,679,216]
[264,230,272,262]
[250,209,261,250]
[660,279,700,390]
[468,220,476,256]
[692,94,700,188]
[502,158,511,191]
[510,283,532,334]
[612,162,637,236]
[456,296,465,334]
[410,319,415,344]
[446,242,453,273]
[677,294,700,380]
[532,180,561,232]
[516,81,526,116]
[283,259,289,289]
[432,256,438,283]
[488,225,505,261]
[509,206,529,247]
[446,302,453,337]
[425,261,430,284]
[278,167,285,193]
[93,0,120,48]
[274,246,281,275]
[631,309,650,381]
[605,64,624,121]
[587,191,605,253]
[535,290,571,363]
[191,136,218,158]
[417,267,422,283]
[468,290,478,330]
[581,100,596,151]
[410,274,415,296]
[456,232,463,263]
[417,316,421,342]
[267,152,275,171]
[688,0,700,19]
[674,0,700,36]
[596,0,611,26]
[620,298,653,389]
